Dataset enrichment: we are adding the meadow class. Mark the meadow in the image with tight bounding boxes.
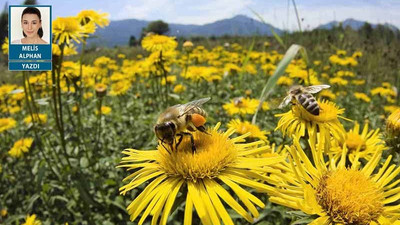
[0,10,400,225]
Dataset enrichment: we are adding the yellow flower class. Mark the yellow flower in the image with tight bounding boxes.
[53,43,78,56]
[275,100,347,146]
[268,138,399,225]
[22,214,41,225]
[277,76,293,86]
[109,81,131,96]
[72,105,79,113]
[94,83,107,97]
[95,106,112,115]
[53,16,85,44]
[1,208,7,217]
[384,105,400,114]
[80,21,96,34]
[329,77,348,86]
[24,114,47,125]
[336,50,347,56]
[387,109,400,134]
[223,97,260,116]
[142,35,177,52]
[354,92,371,102]
[2,37,8,54]
[183,41,194,48]
[182,66,221,82]
[313,60,321,66]
[83,92,94,99]
[117,54,126,59]
[161,75,176,85]
[8,138,34,158]
[261,63,276,75]
[224,63,242,75]
[94,56,117,68]
[319,89,336,100]
[386,109,400,150]
[371,87,397,98]
[173,84,186,94]
[351,79,365,85]
[77,10,110,28]
[335,70,354,77]
[352,51,363,58]
[227,119,269,141]
[118,123,283,225]
[329,122,385,162]
[0,118,17,133]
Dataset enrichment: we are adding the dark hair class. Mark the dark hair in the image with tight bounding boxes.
[21,7,43,38]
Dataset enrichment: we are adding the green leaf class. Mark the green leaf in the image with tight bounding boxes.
[4,215,26,225]
[105,179,117,186]
[80,157,89,168]
[252,44,306,124]
[291,218,315,225]
[27,194,40,211]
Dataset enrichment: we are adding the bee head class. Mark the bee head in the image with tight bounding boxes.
[154,121,176,145]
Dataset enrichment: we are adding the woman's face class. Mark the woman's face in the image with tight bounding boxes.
[22,13,41,38]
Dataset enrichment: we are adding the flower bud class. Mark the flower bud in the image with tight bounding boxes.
[95,83,107,98]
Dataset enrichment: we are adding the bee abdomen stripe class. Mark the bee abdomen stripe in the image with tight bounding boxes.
[298,93,320,115]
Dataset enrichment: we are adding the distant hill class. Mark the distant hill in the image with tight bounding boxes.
[316,18,398,31]
[89,15,283,47]
[88,16,399,47]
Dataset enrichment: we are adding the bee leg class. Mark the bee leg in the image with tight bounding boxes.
[160,141,171,154]
[181,132,196,152]
[175,133,184,151]
[196,125,210,135]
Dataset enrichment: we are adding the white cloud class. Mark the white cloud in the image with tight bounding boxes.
[114,0,252,24]
[112,0,400,30]
[116,0,174,20]
[258,3,400,31]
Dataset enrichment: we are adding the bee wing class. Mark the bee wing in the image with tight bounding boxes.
[278,95,292,109]
[178,97,211,117]
[304,85,330,94]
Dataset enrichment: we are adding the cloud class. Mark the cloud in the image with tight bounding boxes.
[98,0,400,30]
[114,0,252,24]
[258,3,400,30]
[116,0,174,20]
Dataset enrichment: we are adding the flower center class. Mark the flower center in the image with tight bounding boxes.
[316,169,384,225]
[156,129,237,181]
[345,133,366,152]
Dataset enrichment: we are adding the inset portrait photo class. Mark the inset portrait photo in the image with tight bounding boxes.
[9,6,51,45]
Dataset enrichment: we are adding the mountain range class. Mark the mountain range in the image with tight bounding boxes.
[316,18,398,31]
[88,15,398,47]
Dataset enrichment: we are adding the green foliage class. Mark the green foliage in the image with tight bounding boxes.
[128,35,137,47]
[145,20,170,35]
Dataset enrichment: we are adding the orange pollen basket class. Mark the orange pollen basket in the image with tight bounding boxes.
[191,113,206,127]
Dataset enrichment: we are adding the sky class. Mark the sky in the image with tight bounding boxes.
[2,0,400,30]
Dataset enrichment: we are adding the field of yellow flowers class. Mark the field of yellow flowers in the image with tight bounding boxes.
[1,10,400,225]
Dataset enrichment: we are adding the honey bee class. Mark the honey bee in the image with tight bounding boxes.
[233,97,244,106]
[279,85,330,115]
[154,97,210,152]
